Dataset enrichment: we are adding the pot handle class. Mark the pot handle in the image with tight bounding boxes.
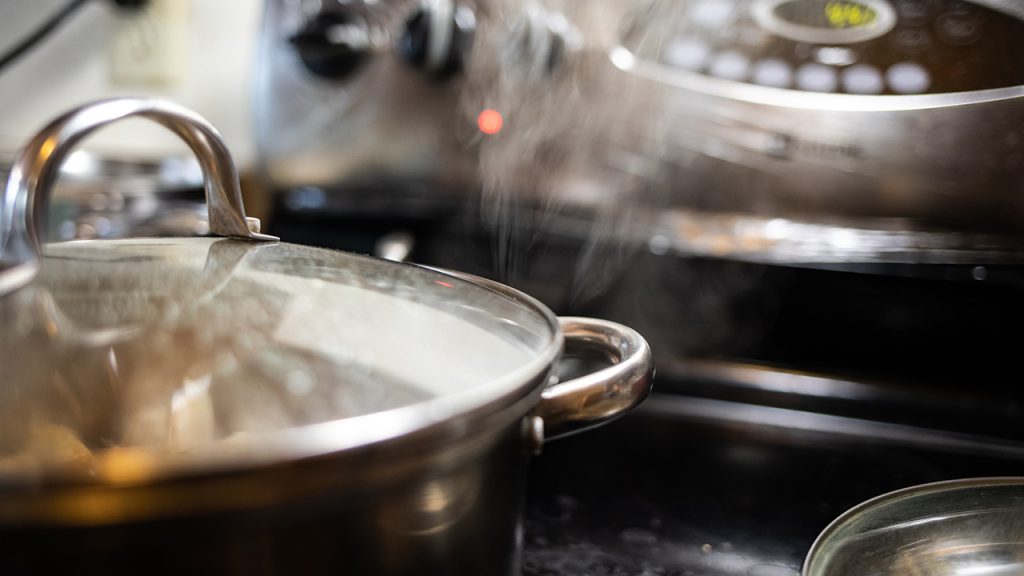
[0,98,276,295]
[535,317,654,441]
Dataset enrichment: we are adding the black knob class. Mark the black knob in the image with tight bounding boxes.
[290,11,369,79]
[112,0,149,10]
[505,9,572,77]
[399,1,475,78]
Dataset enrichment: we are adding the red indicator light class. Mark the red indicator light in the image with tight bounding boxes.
[477,109,503,135]
[435,280,454,288]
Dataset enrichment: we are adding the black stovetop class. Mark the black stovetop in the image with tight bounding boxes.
[522,392,1024,576]
[267,208,1024,575]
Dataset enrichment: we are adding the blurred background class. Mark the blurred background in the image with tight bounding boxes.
[0,0,260,161]
[4,1,1024,574]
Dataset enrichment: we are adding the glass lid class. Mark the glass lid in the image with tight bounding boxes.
[0,99,560,484]
[0,238,557,480]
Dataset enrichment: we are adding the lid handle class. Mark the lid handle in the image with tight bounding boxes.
[0,98,276,295]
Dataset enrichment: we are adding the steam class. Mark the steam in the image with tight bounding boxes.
[459,0,669,305]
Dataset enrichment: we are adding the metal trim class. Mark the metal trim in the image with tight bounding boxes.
[751,0,897,45]
[611,46,1024,112]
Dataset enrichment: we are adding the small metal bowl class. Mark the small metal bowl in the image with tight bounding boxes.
[803,478,1024,576]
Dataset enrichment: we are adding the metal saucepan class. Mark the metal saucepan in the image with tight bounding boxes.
[804,478,1024,576]
[0,98,653,575]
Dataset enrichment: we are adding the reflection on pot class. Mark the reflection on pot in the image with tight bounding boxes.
[377,467,484,536]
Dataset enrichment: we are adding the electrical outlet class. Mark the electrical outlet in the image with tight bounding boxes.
[109,0,189,86]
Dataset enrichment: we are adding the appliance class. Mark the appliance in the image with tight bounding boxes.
[253,1,1024,573]
[256,0,1024,263]
[253,0,1024,415]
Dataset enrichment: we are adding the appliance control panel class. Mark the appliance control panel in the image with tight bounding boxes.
[621,0,1024,94]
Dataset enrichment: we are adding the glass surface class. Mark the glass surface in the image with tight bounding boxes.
[0,238,555,476]
[806,480,1024,576]
[774,0,883,30]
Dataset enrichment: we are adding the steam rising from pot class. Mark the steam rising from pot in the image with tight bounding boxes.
[459,0,670,304]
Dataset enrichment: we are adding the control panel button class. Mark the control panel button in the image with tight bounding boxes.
[752,58,792,88]
[892,28,932,54]
[948,2,974,16]
[399,1,476,78]
[814,47,857,66]
[936,13,982,45]
[886,62,931,93]
[290,11,370,79]
[796,63,838,92]
[709,51,751,81]
[690,0,737,29]
[897,1,930,26]
[841,64,883,94]
[663,38,711,71]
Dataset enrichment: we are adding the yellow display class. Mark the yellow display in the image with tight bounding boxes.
[824,1,877,28]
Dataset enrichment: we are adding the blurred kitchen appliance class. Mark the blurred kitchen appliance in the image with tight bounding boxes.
[78,2,1024,573]
[253,0,1024,409]
[256,0,1024,264]
[0,151,209,241]
[612,0,1024,263]
[253,0,478,221]
[253,0,1024,419]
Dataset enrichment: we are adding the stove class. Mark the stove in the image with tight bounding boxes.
[523,394,1024,576]
[266,204,1024,575]
[253,0,1024,571]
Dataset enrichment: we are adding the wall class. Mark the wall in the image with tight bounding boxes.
[0,0,263,168]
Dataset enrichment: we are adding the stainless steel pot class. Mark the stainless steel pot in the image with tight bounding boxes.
[0,98,653,575]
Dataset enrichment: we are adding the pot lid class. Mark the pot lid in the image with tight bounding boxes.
[0,99,560,485]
